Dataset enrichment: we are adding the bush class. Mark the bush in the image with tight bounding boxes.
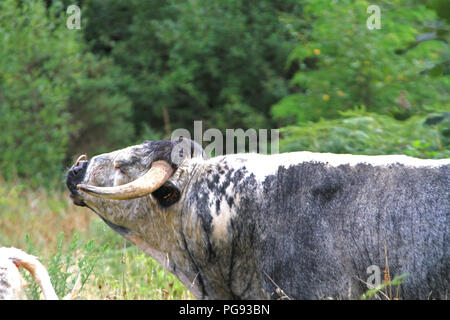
[83,0,304,135]
[279,107,449,159]
[272,0,449,125]
[0,0,134,186]
[22,232,107,300]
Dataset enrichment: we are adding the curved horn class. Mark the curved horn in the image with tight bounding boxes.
[77,160,173,200]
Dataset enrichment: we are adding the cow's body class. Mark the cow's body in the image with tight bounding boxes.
[66,140,449,299]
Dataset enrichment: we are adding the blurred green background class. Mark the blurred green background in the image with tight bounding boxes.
[0,0,448,299]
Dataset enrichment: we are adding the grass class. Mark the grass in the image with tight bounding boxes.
[359,244,408,300]
[360,273,408,300]
[0,178,193,300]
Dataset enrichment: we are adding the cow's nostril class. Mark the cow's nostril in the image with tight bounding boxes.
[69,161,87,178]
[73,166,82,175]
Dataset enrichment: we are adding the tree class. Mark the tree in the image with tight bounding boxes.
[83,0,304,137]
[272,0,449,125]
[0,0,133,185]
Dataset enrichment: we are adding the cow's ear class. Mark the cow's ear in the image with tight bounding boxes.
[151,181,181,207]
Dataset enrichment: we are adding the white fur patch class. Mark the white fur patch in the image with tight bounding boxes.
[211,199,237,242]
[206,152,449,182]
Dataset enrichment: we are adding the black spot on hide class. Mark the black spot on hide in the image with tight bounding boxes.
[216,199,221,214]
[311,182,342,202]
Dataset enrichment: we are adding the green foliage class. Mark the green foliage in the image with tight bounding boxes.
[0,0,72,184]
[280,107,449,159]
[22,232,107,300]
[65,54,134,162]
[77,218,193,299]
[272,0,449,125]
[93,243,191,299]
[83,0,303,135]
[427,0,450,24]
[0,0,133,186]
[360,273,408,300]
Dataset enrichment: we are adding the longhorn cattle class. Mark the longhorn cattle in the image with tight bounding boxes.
[66,138,449,299]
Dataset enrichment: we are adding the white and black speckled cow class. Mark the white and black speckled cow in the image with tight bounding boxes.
[66,138,449,299]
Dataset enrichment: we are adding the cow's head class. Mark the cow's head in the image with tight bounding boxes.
[66,138,205,240]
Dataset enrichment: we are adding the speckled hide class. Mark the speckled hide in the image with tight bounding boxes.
[66,139,449,300]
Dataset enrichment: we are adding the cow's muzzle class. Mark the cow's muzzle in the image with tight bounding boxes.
[66,155,89,206]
